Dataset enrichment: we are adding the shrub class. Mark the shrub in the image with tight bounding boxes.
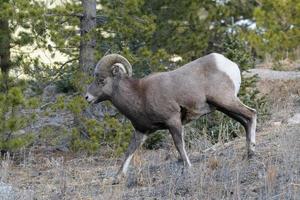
[52,94,133,155]
[144,131,168,150]
[0,75,39,154]
[55,72,78,94]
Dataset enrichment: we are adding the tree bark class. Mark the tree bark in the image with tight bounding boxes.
[0,12,11,93]
[79,0,97,76]
[0,18,10,75]
[0,15,10,136]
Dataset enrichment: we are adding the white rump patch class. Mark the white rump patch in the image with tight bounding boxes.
[212,53,241,95]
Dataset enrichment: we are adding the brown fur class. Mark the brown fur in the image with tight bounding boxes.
[85,53,257,184]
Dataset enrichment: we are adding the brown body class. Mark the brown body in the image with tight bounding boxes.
[111,62,217,131]
[85,53,257,184]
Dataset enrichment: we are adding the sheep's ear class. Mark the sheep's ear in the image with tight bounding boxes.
[111,63,126,77]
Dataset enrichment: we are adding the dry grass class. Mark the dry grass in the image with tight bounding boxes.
[256,52,300,71]
[0,122,299,199]
[257,79,300,123]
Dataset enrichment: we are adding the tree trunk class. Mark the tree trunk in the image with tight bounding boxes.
[0,15,10,139]
[79,0,97,76]
[0,19,10,74]
[0,16,11,92]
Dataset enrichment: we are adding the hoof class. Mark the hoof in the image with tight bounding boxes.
[177,159,192,167]
[247,150,255,159]
[112,178,120,185]
[247,143,256,159]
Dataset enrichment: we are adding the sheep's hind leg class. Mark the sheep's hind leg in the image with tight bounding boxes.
[209,97,257,158]
[168,117,192,167]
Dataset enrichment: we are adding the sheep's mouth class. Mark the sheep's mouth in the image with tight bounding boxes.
[94,98,102,104]
[87,97,101,104]
[87,99,96,104]
[85,92,98,104]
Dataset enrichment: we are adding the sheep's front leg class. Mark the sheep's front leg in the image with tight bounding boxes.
[112,131,147,184]
[168,119,192,167]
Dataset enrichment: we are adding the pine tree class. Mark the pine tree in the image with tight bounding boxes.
[0,0,45,153]
[244,0,300,59]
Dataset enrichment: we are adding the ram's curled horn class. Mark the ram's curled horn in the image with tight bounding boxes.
[95,54,132,77]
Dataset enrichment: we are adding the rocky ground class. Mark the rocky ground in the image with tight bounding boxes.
[0,69,300,200]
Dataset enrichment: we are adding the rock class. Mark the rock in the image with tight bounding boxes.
[287,113,300,125]
[272,121,282,126]
[243,69,300,80]
[12,129,26,136]
[84,103,118,120]
[42,84,58,103]
[0,182,15,200]
[23,87,35,98]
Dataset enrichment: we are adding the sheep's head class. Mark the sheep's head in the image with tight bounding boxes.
[85,54,132,104]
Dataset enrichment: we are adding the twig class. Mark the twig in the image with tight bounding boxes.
[40,102,55,109]
[48,57,79,84]
[201,143,221,153]
[40,92,80,110]
[104,48,111,56]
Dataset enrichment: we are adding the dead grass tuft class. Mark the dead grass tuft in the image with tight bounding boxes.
[266,165,277,193]
[256,53,300,71]
[207,157,219,170]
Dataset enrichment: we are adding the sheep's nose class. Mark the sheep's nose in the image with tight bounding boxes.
[85,95,88,100]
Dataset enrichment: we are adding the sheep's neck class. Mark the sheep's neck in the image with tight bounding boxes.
[111,78,144,120]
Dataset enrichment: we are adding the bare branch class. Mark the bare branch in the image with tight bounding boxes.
[47,57,79,85]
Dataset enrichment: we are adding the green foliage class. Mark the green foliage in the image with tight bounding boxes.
[0,74,38,153]
[39,126,69,148]
[222,34,254,70]
[25,97,40,109]
[51,94,133,155]
[70,128,100,153]
[240,75,269,121]
[55,73,78,94]
[68,114,133,155]
[244,0,300,59]
[67,96,88,115]
[144,131,167,150]
[222,34,269,121]
[7,87,24,106]
[0,133,35,152]
[100,115,132,155]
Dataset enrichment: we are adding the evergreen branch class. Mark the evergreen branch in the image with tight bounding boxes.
[45,13,84,18]
[46,58,79,86]
[45,13,107,25]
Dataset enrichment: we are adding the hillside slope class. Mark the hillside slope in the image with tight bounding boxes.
[1,70,300,200]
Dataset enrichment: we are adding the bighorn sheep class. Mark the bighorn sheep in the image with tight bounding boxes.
[85,53,257,184]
